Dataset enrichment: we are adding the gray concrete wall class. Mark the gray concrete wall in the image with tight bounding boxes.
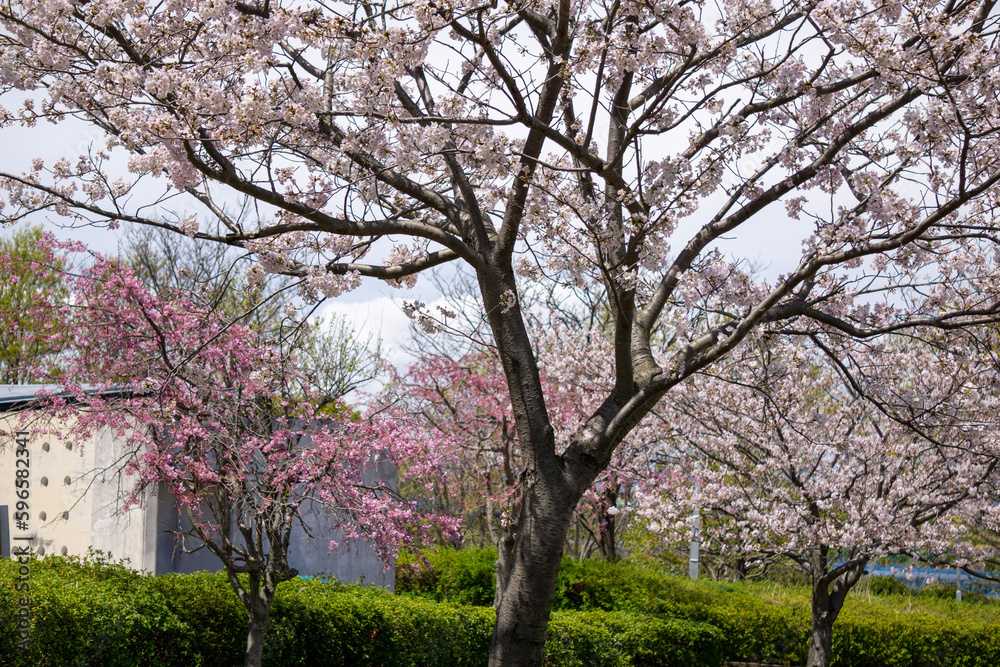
[89,425,156,571]
[151,458,398,590]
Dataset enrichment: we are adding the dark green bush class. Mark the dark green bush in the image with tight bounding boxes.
[397,548,497,607]
[0,555,499,667]
[398,549,807,664]
[3,555,728,667]
[259,579,495,666]
[546,611,726,667]
[397,549,1000,666]
[0,554,203,667]
[832,607,1000,667]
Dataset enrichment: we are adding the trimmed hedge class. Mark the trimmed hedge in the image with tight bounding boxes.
[546,611,725,667]
[5,551,1000,666]
[0,554,725,666]
[399,549,808,664]
[399,548,1000,667]
[0,554,497,666]
[830,606,1000,667]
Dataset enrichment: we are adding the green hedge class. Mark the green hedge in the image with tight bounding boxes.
[5,551,1000,666]
[397,547,498,607]
[830,607,1000,667]
[0,554,726,666]
[398,549,807,664]
[546,611,725,667]
[398,548,1000,667]
[0,554,498,666]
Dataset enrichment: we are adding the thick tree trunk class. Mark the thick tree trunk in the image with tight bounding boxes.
[494,522,517,611]
[475,266,622,666]
[805,599,835,667]
[488,474,581,667]
[729,558,747,582]
[805,549,869,667]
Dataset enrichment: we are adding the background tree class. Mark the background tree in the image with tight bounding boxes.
[120,225,383,409]
[14,238,451,667]
[0,225,69,383]
[3,2,1000,664]
[638,335,1000,667]
[385,321,662,572]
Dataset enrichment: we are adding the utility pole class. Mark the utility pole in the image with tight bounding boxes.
[689,462,701,580]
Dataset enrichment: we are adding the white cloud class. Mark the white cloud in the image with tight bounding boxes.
[318,296,415,367]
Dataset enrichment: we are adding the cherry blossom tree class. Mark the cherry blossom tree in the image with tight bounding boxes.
[637,335,1000,667]
[11,240,452,667]
[119,224,385,408]
[3,1,1000,663]
[384,329,657,577]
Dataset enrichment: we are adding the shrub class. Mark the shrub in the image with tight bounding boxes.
[398,549,808,664]
[545,611,726,667]
[866,575,912,596]
[5,552,1000,666]
[396,548,497,607]
[915,582,990,604]
[832,607,1000,667]
[397,549,1000,666]
[0,553,203,666]
[4,555,728,667]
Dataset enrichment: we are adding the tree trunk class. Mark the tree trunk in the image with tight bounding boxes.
[494,521,517,611]
[597,485,618,562]
[806,550,869,667]
[805,600,835,667]
[244,597,272,667]
[224,568,280,667]
[488,474,580,666]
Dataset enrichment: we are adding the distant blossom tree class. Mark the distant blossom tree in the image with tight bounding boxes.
[384,327,659,579]
[118,224,384,409]
[11,238,454,667]
[638,335,1000,667]
[2,1,1000,663]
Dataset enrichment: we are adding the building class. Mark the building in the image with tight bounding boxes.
[0,385,395,589]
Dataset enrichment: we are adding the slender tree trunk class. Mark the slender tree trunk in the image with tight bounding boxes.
[597,485,618,562]
[224,571,276,667]
[244,595,272,667]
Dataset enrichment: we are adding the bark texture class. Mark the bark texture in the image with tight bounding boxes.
[244,594,272,667]
[489,472,582,665]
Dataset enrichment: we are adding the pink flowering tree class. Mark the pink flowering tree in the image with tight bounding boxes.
[3,1,1000,663]
[384,322,662,577]
[638,335,1000,667]
[15,243,452,667]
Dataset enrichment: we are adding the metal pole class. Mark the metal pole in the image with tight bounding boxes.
[688,507,700,580]
[689,462,701,580]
